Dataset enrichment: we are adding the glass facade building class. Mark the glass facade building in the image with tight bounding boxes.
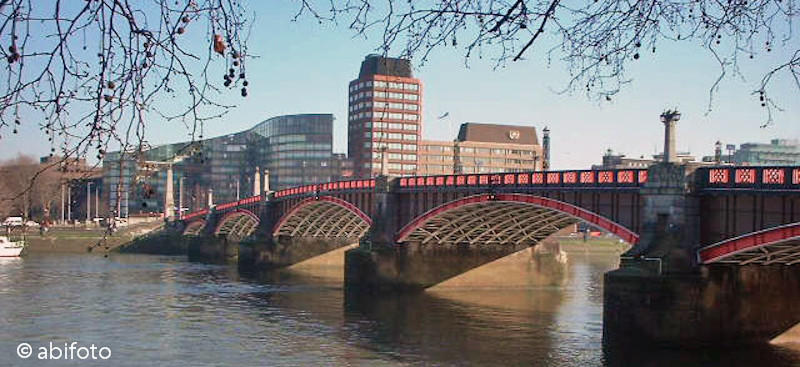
[103,114,340,216]
[733,139,800,166]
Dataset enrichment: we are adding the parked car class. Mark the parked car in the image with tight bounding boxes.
[24,221,40,227]
[2,217,23,227]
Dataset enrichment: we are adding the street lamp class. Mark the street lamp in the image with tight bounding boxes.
[86,181,93,224]
[178,176,186,220]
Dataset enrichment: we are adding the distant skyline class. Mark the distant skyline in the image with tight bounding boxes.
[1,2,798,170]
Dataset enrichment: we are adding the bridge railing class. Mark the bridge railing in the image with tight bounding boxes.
[273,178,376,199]
[180,169,651,220]
[182,208,209,221]
[398,169,649,189]
[695,166,800,190]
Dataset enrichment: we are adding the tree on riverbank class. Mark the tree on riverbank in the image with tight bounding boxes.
[297,0,798,126]
[0,155,62,221]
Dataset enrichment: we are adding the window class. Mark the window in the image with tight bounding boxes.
[403,134,417,141]
[404,93,419,101]
[404,124,418,131]
[403,144,418,151]
[404,103,419,111]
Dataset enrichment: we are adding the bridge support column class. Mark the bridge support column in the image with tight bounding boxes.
[604,264,800,346]
[345,241,532,292]
[243,236,359,269]
[623,163,697,273]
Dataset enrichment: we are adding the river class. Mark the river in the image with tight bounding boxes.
[1,247,798,366]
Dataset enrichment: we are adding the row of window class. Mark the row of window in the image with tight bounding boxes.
[349,111,419,121]
[371,152,418,161]
[270,134,307,144]
[268,142,331,152]
[422,145,537,156]
[272,151,332,159]
[365,142,418,151]
[349,90,419,102]
[362,162,417,171]
[350,121,418,131]
[365,131,418,141]
[349,101,419,112]
[350,80,419,92]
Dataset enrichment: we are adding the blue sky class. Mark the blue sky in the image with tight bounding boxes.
[2,2,798,169]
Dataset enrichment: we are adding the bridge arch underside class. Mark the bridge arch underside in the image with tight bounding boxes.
[397,194,638,246]
[215,210,259,242]
[698,223,800,265]
[388,194,638,289]
[272,197,372,239]
[183,220,206,236]
[274,198,371,239]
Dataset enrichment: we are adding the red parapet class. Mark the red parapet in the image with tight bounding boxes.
[445,176,455,186]
[436,176,445,186]
[467,175,477,185]
[794,169,800,185]
[598,171,614,184]
[518,173,530,185]
[456,175,466,185]
[479,175,489,185]
[581,171,595,184]
[547,172,560,184]
[709,168,730,184]
[504,174,515,185]
[618,170,634,184]
[563,171,577,184]
[734,168,756,184]
[762,168,785,185]
[637,170,648,184]
[532,172,544,184]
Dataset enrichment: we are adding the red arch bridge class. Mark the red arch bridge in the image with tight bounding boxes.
[180,165,800,279]
[179,165,800,345]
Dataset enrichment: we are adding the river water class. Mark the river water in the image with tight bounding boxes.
[1,248,798,366]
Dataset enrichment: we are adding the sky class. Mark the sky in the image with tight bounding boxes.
[2,2,799,170]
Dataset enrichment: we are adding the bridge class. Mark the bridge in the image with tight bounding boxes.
[179,164,800,346]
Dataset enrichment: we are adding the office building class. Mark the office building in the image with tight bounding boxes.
[348,55,423,177]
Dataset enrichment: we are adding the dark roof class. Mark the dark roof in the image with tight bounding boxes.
[359,55,413,78]
[457,123,539,145]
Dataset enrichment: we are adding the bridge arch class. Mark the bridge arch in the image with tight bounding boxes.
[697,222,800,265]
[273,196,372,238]
[214,209,260,241]
[183,219,207,236]
[396,193,639,246]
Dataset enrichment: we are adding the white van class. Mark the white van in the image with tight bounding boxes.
[2,217,24,227]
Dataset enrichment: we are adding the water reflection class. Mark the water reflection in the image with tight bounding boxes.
[0,250,798,366]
